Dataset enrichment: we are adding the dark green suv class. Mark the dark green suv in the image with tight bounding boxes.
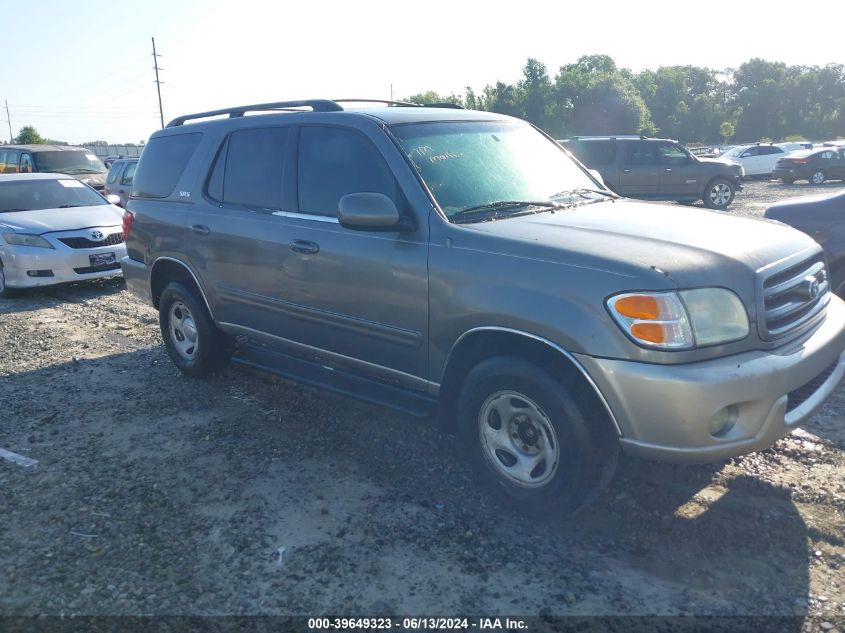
[560,136,744,210]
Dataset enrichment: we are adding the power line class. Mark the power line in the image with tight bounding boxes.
[45,55,148,102]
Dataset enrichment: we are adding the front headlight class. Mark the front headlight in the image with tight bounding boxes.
[2,233,55,249]
[607,288,749,350]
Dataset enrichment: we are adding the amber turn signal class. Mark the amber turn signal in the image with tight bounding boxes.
[630,322,667,344]
[613,295,660,320]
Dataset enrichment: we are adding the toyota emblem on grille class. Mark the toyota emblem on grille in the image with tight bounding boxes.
[91,230,104,240]
[801,275,821,300]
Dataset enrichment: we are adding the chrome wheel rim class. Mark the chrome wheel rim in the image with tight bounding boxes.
[168,301,199,362]
[812,172,824,184]
[477,390,560,488]
[709,183,731,206]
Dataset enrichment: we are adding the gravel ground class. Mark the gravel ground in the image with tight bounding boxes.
[1,180,845,629]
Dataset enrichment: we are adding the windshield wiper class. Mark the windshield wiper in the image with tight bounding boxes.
[60,168,101,175]
[57,204,85,208]
[553,188,619,200]
[0,208,29,213]
[451,200,568,223]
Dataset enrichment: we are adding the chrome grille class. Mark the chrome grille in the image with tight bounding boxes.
[58,233,124,249]
[760,253,829,340]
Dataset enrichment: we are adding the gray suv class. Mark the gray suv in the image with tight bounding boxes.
[560,136,744,210]
[121,99,845,515]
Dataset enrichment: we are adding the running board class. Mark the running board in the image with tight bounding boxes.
[232,344,437,418]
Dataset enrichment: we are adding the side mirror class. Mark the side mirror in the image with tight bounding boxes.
[106,194,122,206]
[338,193,410,232]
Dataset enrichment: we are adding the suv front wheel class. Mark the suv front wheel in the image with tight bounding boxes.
[159,281,232,377]
[703,178,735,210]
[457,357,615,517]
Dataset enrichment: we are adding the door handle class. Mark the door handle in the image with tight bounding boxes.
[664,168,673,172]
[290,239,319,254]
[189,224,210,236]
[622,169,632,173]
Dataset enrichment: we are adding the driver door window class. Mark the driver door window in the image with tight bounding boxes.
[297,127,398,217]
[658,144,689,166]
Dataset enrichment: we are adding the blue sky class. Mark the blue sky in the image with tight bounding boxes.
[2,0,844,144]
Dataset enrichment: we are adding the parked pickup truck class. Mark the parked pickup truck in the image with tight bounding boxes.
[120,100,845,516]
[560,135,744,210]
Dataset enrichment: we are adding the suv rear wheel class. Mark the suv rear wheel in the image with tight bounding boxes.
[703,178,735,210]
[457,357,615,517]
[159,281,232,377]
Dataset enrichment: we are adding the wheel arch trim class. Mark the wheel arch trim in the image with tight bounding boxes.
[150,256,215,319]
[444,326,622,436]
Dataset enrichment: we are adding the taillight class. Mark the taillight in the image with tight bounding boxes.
[122,211,134,240]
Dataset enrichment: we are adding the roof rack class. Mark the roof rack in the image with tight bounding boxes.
[568,135,648,140]
[333,99,464,109]
[333,98,418,107]
[166,98,466,127]
[166,99,343,127]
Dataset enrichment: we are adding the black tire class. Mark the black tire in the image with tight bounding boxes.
[456,357,617,518]
[159,281,232,377]
[703,178,735,210]
[0,262,18,299]
[780,178,794,184]
[810,170,825,185]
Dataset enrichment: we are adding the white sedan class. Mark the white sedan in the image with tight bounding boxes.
[0,173,127,297]
[719,143,803,178]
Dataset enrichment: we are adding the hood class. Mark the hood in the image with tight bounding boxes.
[699,156,742,169]
[459,198,818,301]
[72,172,107,188]
[0,204,123,234]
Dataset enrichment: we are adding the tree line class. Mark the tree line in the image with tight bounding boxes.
[407,55,845,145]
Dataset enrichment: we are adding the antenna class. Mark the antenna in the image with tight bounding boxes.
[152,37,165,129]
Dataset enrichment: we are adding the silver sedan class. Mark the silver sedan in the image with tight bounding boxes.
[0,173,127,297]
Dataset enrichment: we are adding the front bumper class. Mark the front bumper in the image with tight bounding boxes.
[1,239,126,288]
[575,297,845,463]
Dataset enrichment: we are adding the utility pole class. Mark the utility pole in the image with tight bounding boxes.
[390,84,393,101]
[4,100,11,142]
[152,37,164,128]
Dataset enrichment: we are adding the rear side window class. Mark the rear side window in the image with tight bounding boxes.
[132,133,202,198]
[569,141,617,167]
[298,126,396,217]
[106,163,123,184]
[206,127,288,210]
[121,162,137,185]
[624,141,659,165]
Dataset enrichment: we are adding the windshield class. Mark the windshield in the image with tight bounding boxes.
[31,151,106,175]
[0,178,108,212]
[391,121,604,220]
[720,147,744,158]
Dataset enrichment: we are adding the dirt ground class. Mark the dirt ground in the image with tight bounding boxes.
[1,180,845,630]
